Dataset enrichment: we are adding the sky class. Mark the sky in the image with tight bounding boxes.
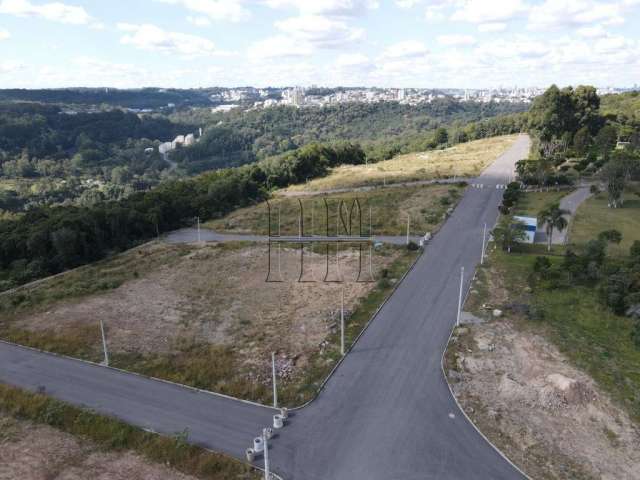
[0,0,639,89]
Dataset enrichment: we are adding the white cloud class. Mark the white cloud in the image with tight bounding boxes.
[0,28,9,39]
[451,0,527,23]
[118,23,230,58]
[528,0,625,31]
[478,22,506,32]
[0,60,24,74]
[437,34,476,46]
[264,0,379,17]
[395,0,421,8]
[335,52,371,67]
[380,40,429,59]
[247,35,313,60]
[275,15,364,48]
[0,0,98,25]
[187,15,211,27]
[156,0,250,22]
[577,24,607,38]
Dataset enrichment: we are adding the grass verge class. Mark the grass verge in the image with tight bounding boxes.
[0,383,257,480]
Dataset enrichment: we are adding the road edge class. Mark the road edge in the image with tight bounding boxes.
[439,245,533,480]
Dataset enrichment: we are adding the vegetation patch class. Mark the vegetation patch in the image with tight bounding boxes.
[285,135,518,192]
[0,384,257,480]
[207,184,463,236]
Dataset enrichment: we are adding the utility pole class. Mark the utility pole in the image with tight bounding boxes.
[481,222,487,265]
[369,205,372,238]
[340,287,345,355]
[196,216,201,244]
[336,243,341,280]
[263,428,270,480]
[100,320,109,367]
[271,352,277,408]
[457,266,464,327]
[406,213,410,245]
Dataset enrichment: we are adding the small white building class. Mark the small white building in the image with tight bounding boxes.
[184,133,196,146]
[158,142,173,155]
[513,216,537,244]
[172,135,185,149]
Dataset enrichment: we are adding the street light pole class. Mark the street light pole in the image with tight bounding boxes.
[263,428,270,480]
[197,216,201,244]
[341,287,345,355]
[457,266,464,327]
[271,352,277,408]
[481,222,487,265]
[406,214,410,245]
[100,320,109,367]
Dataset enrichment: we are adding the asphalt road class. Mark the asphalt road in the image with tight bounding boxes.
[268,134,531,480]
[0,134,531,480]
[165,228,422,246]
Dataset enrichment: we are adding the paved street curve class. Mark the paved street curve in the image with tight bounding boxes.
[0,134,531,480]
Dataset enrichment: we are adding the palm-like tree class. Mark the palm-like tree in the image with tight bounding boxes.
[538,203,569,251]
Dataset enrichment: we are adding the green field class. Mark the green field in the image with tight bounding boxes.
[570,182,640,255]
[479,186,640,422]
[512,190,568,217]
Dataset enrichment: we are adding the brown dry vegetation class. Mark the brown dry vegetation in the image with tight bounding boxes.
[284,135,519,192]
[0,413,203,480]
[206,184,463,237]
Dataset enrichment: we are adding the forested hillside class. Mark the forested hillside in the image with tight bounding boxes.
[169,99,527,172]
[0,142,365,291]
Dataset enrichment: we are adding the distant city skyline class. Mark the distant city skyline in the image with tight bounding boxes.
[1,0,639,89]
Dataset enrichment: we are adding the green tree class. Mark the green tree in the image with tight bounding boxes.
[600,157,626,208]
[493,216,527,253]
[573,126,591,156]
[538,203,569,251]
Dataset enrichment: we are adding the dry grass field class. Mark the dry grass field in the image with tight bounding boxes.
[0,413,204,480]
[206,184,463,237]
[284,135,519,193]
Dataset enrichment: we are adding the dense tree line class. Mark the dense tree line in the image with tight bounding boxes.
[0,142,365,290]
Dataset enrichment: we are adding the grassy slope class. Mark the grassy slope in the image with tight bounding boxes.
[512,190,568,217]
[481,187,640,422]
[284,135,519,192]
[206,184,463,237]
[570,183,640,255]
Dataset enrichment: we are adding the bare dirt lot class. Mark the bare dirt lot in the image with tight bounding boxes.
[2,241,407,404]
[0,414,198,480]
[446,263,640,479]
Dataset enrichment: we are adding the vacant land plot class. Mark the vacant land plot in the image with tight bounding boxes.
[1,241,415,405]
[206,184,463,237]
[570,182,640,255]
[0,413,203,480]
[284,135,519,193]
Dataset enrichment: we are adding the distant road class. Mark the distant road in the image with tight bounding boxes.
[0,135,531,480]
[164,228,423,246]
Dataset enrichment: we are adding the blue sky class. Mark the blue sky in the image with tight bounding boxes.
[1,0,639,89]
